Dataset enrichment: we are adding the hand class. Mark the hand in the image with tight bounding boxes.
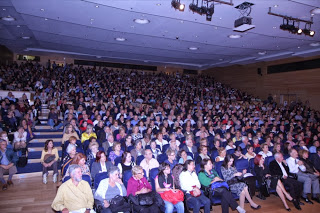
[282,160,287,165]
[103,200,110,208]
[242,169,247,174]
[297,160,303,166]
[283,175,287,179]
[265,174,271,177]
[213,177,221,182]
[85,210,90,213]
[115,178,123,184]
[234,172,242,177]
[62,208,69,213]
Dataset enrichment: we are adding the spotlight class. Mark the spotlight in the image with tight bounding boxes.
[206,3,214,21]
[303,29,315,37]
[297,28,303,34]
[171,0,185,12]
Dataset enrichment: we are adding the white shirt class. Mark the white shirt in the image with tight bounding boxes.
[258,151,273,158]
[226,145,236,151]
[277,161,288,177]
[155,139,168,150]
[179,170,201,192]
[286,157,306,174]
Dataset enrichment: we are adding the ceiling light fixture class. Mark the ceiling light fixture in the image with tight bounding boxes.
[228,34,242,39]
[302,23,315,37]
[16,25,20,27]
[310,42,320,47]
[115,37,126,41]
[189,47,198,50]
[171,0,185,12]
[95,5,99,8]
[21,36,30,39]
[1,16,15,21]
[189,0,214,21]
[40,8,45,11]
[310,8,320,15]
[133,18,150,24]
[258,51,267,55]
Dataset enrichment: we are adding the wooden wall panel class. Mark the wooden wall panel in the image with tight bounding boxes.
[203,56,320,110]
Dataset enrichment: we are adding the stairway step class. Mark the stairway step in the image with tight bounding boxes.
[34,132,63,136]
[28,150,62,159]
[42,109,50,113]
[30,138,62,143]
[28,147,62,152]
[28,158,41,163]
[34,129,63,133]
[28,142,61,148]
[34,125,52,130]
[16,162,61,174]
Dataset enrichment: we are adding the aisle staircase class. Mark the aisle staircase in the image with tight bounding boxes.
[11,104,64,178]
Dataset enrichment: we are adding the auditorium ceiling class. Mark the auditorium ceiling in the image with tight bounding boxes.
[0,0,319,69]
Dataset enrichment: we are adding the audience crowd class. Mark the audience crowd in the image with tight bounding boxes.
[1,61,320,212]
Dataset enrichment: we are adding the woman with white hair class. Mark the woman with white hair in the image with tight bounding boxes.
[94,166,130,213]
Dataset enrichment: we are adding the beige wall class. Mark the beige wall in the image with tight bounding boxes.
[203,56,320,110]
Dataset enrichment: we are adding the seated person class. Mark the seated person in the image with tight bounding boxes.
[86,141,99,168]
[196,145,210,165]
[127,165,160,212]
[258,143,272,158]
[0,139,18,190]
[108,142,124,164]
[140,149,159,179]
[182,135,197,158]
[94,166,129,213]
[13,126,27,150]
[61,144,77,175]
[118,152,136,177]
[178,150,192,164]
[198,159,245,213]
[226,139,236,151]
[164,148,178,170]
[40,139,59,184]
[232,146,247,161]
[221,155,260,211]
[91,151,113,180]
[130,139,145,163]
[81,124,97,143]
[63,153,91,181]
[150,140,162,159]
[215,147,226,162]
[52,164,94,213]
[155,163,184,213]
[179,160,211,213]
[245,145,256,161]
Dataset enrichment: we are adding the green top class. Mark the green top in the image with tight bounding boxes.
[198,169,220,187]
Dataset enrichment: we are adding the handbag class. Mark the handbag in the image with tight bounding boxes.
[160,189,184,205]
[227,177,240,185]
[211,181,229,192]
[137,192,154,206]
[44,154,55,164]
[260,178,270,197]
[109,195,131,213]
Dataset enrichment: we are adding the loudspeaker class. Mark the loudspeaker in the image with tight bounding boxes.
[257,68,262,76]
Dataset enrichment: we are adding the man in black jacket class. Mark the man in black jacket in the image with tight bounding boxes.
[269,153,304,210]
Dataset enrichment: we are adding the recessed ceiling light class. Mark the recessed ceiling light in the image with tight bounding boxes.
[258,51,267,55]
[156,3,161,6]
[310,8,320,14]
[40,8,45,11]
[95,5,99,8]
[273,26,277,29]
[90,18,94,21]
[274,5,278,8]
[115,37,126,42]
[1,16,15,21]
[297,46,301,49]
[2,8,6,11]
[21,36,30,39]
[17,25,20,27]
[310,42,320,47]
[44,18,48,21]
[134,19,150,24]
[189,47,198,50]
[219,17,222,20]
[228,34,242,39]
[219,59,224,61]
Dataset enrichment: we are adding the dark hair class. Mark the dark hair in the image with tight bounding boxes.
[95,150,106,162]
[158,162,170,177]
[121,151,131,164]
[254,154,263,165]
[246,144,253,150]
[199,158,212,173]
[222,154,234,169]
[44,139,54,152]
[183,159,194,171]
[178,149,187,157]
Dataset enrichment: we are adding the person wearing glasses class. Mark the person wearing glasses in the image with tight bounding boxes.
[127,165,160,212]
[164,148,178,170]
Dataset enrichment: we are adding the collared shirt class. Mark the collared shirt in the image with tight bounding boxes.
[286,157,306,174]
[277,160,288,177]
[0,149,9,165]
[179,170,201,192]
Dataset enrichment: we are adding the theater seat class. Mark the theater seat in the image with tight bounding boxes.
[235,158,249,172]
[149,167,159,191]
[94,172,108,190]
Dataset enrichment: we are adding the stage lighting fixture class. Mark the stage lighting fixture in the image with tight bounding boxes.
[172,0,185,12]
[206,3,214,21]
[303,29,315,37]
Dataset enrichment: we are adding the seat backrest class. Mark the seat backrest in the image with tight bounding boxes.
[114,156,122,166]
[162,144,170,153]
[211,150,218,161]
[94,172,109,190]
[123,170,132,188]
[157,153,168,164]
[186,151,194,159]
[150,167,159,191]
[265,156,275,167]
[137,155,145,165]
[227,149,235,155]
[235,158,249,172]
[215,161,223,179]
[248,158,255,175]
